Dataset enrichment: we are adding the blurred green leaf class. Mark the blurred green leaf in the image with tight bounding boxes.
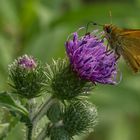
[0,92,28,117]
[0,0,19,26]
[3,122,25,140]
[0,123,9,139]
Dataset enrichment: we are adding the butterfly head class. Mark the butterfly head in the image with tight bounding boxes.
[103,24,113,35]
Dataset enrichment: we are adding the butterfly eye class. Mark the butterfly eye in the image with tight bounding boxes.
[106,27,112,33]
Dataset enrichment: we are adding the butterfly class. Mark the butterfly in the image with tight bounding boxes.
[86,20,140,72]
[102,24,140,72]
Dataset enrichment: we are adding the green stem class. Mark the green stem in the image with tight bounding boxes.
[26,99,34,140]
[25,96,57,140]
[36,120,63,140]
[36,123,49,140]
[31,96,57,127]
[26,122,33,140]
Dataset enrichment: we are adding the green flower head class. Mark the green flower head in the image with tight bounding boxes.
[8,54,45,99]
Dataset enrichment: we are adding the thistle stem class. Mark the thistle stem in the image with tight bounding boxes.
[36,123,49,140]
[26,122,33,140]
[26,96,57,140]
[26,99,34,140]
[31,96,57,126]
[36,121,63,140]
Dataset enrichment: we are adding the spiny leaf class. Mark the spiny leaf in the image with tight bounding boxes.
[0,91,28,117]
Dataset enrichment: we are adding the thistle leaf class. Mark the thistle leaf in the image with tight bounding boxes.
[0,91,28,117]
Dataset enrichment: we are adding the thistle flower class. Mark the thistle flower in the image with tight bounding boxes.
[8,54,45,99]
[65,30,118,84]
[18,55,37,70]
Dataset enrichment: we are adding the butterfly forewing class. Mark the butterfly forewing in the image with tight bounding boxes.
[120,30,140,72]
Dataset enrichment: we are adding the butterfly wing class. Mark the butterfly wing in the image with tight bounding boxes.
[120,30,140,72]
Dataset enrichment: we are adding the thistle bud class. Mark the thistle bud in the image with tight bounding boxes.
[63,100,98,137]
[50,126,70,140]
[8,54,45,99]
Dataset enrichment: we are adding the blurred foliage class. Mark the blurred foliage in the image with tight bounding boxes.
[0,0,140,140]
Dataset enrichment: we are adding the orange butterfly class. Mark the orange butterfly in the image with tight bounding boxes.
[103,24,140,72]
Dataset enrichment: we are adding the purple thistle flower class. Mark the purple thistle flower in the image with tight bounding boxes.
[65,30,118,84]
[8,54,45,98]
[18,55,37,70]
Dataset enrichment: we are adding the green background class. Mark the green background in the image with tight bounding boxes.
[0,0,140,140]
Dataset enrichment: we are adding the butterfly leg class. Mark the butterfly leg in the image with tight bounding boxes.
[116,53,120,60]
[106,42,109,50]
[105,43,115,56]
[115,46,120,60]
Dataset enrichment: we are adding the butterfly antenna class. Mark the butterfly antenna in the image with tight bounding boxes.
[109,10,112,24]
[86,21,93,33]
[86,21,103,33]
